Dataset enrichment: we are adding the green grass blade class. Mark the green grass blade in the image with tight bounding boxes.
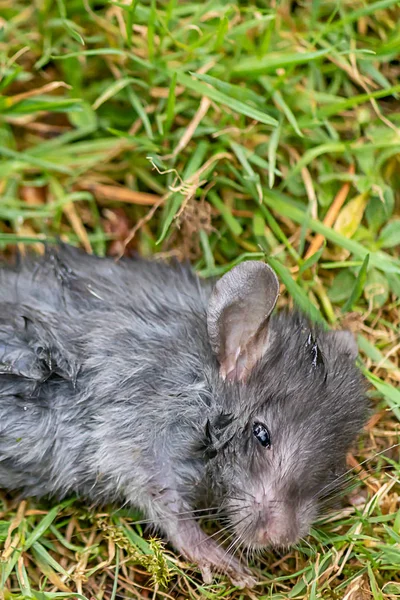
[267,256,325,325]
[342,254,370,313]
[176,73,278,126]
[233,49,330,77]
[23,506,61,551]
[208,191,242,236]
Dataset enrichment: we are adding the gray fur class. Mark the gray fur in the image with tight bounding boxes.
[0,246,368,587]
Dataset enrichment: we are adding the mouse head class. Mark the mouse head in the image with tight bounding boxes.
[205,261,369,550]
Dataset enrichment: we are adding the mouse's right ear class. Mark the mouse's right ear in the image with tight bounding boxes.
[207,261,279,382]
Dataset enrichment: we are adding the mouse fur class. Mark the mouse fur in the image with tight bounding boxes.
[0,245,369,587]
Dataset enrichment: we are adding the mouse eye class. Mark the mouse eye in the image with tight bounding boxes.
[253,422,271,448]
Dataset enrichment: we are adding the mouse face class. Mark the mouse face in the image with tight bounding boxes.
[205,263,368,551]
[206,317,368,550]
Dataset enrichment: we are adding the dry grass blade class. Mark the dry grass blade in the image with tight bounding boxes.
[167,96,211,159]
[80,182,163,206]
[5,81,72,106]
[305,164,355,259]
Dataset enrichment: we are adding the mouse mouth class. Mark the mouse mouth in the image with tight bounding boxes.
[239,520,301,550]
[245,528,301,550]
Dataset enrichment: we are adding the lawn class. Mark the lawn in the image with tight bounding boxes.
[0,0,399,598]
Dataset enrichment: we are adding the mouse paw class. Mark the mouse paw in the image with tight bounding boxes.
[197,556,256,588]
[199,562,213,585]
[170,518,257,588]
[191,543,256,588]
[219,558,257,589]
[227,567,257,589]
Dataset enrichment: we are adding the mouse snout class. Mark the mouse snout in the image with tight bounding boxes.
[253,508,298,547]
[229,483,314,550]
[236,492,303,548]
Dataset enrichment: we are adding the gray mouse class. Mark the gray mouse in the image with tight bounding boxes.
[0,244,368,588]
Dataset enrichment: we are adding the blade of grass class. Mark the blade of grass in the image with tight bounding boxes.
[267,256,325,325]
[232,49,330,77]
[176,72,278,126]
[23,506,62,552]
[208,191,243,236]
[263,191,400,275]
[268,119,281,188]
[164,71,177,136]
[0,147,73,175]
[363,371,400,420]
[342,254,370,313]
[299,245,325,275]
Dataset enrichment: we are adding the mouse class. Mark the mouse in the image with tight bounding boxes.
[0,244,369,588]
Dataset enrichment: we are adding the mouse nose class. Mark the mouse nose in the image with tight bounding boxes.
[255,527,271,545]
[255,512,298,547]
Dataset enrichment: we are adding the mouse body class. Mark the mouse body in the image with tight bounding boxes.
[0,245,368,587]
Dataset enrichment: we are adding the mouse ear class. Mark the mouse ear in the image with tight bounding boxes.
[207,261,279,382]
[327,330,359,360]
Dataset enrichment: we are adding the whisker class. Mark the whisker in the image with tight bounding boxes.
[194,521,235,548]
[123,505,229,527]
[313,444,400,502]
[223,514,252,561]
[126,513,223,528]
[318,463,395,506]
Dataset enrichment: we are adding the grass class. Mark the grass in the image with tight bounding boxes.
[0,0,399,598]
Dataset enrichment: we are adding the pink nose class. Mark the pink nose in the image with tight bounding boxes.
[255,520,297,547]
[256,528,271,545]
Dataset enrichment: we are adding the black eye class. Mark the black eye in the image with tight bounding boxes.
[253,422,271,448]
